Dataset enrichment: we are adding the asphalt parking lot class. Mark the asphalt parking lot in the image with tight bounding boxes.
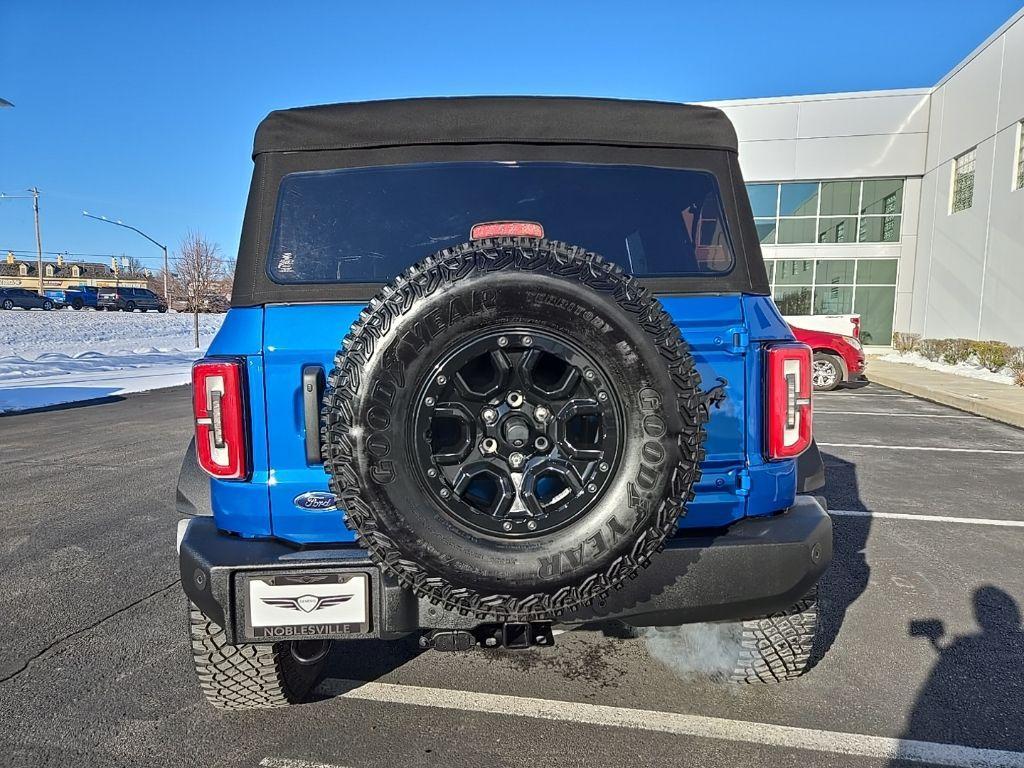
[2,382,1023,768]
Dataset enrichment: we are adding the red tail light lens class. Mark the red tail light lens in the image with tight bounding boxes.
[192,358,248,479]
[470,221,545,240]
[851,316,861,338]
[766,343,813,460]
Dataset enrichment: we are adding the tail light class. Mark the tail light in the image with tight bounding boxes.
[192,358,248,479]
[766,343,812,460]
[851,316,861,339]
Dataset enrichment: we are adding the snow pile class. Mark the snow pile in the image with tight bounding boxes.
[0,310,224,413]
[878,351,1015,386]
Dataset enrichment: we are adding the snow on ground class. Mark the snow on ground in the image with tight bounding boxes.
[878,351,1015,386]
[0,309,224,413]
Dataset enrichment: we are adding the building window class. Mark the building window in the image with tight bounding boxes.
[72,265,81,278]
[45,265,54,277]
[950,148,976,213]
[1015,121,1024,191]
[19,264,27,276]
[746,178,904,245]
[768,257,898,345]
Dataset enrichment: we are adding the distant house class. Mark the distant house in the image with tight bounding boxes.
[0,253,148,290]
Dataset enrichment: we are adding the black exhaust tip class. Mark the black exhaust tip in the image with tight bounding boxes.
[289,639,332,665]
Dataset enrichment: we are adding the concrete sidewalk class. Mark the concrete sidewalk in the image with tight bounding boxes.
[865,356,1024,428]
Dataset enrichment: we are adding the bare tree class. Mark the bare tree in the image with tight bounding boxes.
[173,230,224,348]
[118,253,146,276]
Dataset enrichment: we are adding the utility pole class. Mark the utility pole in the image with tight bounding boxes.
[30,188,43,295]
[162,244,169,300]
[82,212,170,301]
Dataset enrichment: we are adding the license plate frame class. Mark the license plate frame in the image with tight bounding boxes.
[240,570,373,640]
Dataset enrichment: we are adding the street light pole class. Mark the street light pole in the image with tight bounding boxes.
[31,188,43,295]
[82,212,170,300]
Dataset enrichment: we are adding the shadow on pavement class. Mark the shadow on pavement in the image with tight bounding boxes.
[893,586,1024,759]
[814,451,871,665]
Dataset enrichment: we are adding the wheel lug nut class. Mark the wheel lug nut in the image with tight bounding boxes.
[436,374,447,385]
[597,391,608,402]
[534,436,550,451]
[427,468,437,478]
[599,462,609,472]
[534,405,550,422]
[522,335,533,347]
[509,452,525,469]
[506,391,524,408]
[502,521,513,531]
[584,369,595,380]
[497,336,509,347]
[480,438,498,455]
[440,488,451,498]
[587,483,598,493]
[527,520,537,531]
[481,407,498,425]
[425,396,435,407]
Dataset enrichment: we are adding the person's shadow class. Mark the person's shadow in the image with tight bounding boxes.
[894,586,1024,758]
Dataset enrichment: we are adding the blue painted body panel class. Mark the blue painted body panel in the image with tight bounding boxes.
[204,295,798,543]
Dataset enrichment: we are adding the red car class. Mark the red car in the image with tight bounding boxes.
[790,325,866,391]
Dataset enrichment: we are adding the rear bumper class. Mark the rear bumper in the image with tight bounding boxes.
[179,496,831,643]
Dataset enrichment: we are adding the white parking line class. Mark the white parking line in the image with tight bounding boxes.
[815,392,910,398]
[819,442,1024,455]
[314,681,1024,768]
[814,410,975,419]
[261,760,349,768]
[830,509,1024,528]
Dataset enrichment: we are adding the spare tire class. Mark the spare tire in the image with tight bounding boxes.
[322,238,705,620]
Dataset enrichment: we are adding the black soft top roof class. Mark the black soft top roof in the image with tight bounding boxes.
[253,96,738,157]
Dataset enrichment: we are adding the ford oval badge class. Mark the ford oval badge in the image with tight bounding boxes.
[293,491,338,511]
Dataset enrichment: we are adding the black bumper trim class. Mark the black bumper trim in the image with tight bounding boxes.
[179,495,831,642]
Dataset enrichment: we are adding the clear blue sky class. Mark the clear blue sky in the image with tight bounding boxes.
[2,1,1021,270]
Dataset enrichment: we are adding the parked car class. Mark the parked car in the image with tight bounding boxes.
[43,289,68,308]
[176,97,832,710]
[63,285,101,310]
[783,313,860,340]
[96,286,168,312]
[0,287,55,310]
[790,325,866,391]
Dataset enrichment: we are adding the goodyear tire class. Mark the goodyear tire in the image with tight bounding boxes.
[322,238,705,621]
[189,603,328,709]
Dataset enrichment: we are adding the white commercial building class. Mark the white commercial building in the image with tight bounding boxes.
[704,7,1024,346]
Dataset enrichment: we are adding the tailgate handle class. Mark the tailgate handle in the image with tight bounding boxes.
[302,365,326,464]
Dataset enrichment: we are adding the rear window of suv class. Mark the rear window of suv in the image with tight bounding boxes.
[267,161,735,284]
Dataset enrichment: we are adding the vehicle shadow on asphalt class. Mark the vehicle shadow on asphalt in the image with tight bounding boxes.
[313,635,423,698]
[815,451,871,666]
[892,586,1024,760]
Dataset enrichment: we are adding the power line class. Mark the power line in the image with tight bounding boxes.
[1,248,164,261]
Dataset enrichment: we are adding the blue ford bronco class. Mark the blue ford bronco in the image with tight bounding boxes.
[176,97,831,709]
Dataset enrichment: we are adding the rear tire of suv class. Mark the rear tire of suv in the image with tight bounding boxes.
[811,353,843,392]
[188,602,329,710]
[71,299,83,310]
[729,586,820,683]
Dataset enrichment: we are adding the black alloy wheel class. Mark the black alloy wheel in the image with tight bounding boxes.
[413,329,622,539]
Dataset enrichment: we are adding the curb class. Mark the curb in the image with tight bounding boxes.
[866,368,1024,430]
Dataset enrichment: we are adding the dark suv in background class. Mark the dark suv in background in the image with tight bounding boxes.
[97,286,167,312]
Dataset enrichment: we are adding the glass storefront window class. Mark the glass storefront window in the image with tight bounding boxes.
[773,285,812,315]
[817,216,858,243]
[814,285,853,315]
[778,183,819,216]
[855,286,896,345]
[861,179,904,215]
[859,215,901,242]
[746,178,903,247]
[755,218,777,244]
[856,259,898,284]
[819,181,859,215]
[774,259,814,285]
[815,259,855,285]
[778,218,817,244]
[767,257,898,345]
[747,184,779,217]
